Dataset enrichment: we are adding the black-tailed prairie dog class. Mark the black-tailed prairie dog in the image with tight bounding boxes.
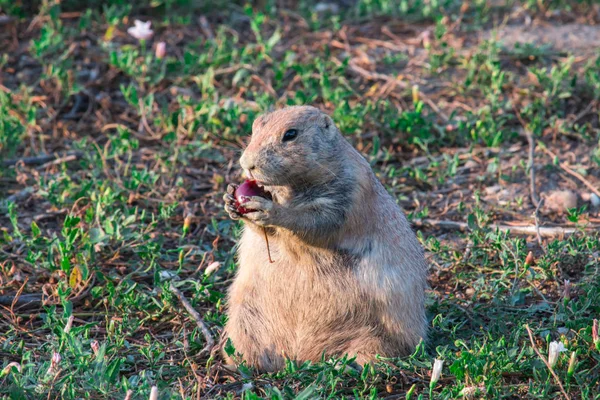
[222,105,428,372]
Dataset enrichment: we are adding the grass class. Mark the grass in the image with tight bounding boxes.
[0,0,599,398]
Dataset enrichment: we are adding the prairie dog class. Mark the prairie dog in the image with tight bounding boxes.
[222,106,428,372]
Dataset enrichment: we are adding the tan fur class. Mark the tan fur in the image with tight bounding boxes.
[222,106,428,372]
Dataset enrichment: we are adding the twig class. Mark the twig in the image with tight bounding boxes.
[0,187,34,211]
[198,16,214,40]
[0,294,42,308]
[571,100,596,125]
[533,198,544,247]
[512,101,539,208]
[169,282,215,354]
[421,94,450,123]
[353,36,407,52]
[213,64,256,77]
[348,61,408,88]
[525,130,540,208]
[413,218,591,237]
[541,147,600,199]
[61,92,87,120]
[36,154,80,170]
[1,151,84,167]
[524,325,570,400]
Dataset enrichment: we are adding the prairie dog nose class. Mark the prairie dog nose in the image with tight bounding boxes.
[239,152,256,172]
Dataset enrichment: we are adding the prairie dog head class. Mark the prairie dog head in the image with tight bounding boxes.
[239,106,341,187]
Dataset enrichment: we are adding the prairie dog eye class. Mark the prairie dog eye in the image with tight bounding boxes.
[282,129,298,142]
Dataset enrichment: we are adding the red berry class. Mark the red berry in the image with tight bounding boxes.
[234,180,269,214]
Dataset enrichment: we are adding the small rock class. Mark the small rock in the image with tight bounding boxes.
[591,193,600,208]
[463,160,479,170]
[238,383,254,394]
[159,270,177,281]
[543,190,578,213]
[484,184,502,195]
[557,327,569,335]
[313,2,340,14]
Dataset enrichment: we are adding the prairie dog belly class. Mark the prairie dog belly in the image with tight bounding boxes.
[227,228,383,362]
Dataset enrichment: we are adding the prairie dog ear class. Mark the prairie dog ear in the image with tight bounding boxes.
[252,114,266,132]
[322,113,334,130]
[319,113,336,137]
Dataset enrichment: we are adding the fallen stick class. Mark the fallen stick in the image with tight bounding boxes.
[2,151,84,167]
[0,294,42,308]
[412,218,590,237]
[511,101,540,208]
[169,282,214,354]
[0,187,34,211]
[198,16,214,40]
[36,154,81,170]
[525,131,540,208]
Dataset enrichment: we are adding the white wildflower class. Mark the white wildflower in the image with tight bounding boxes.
[47,352,61,375]
[63,315,74,334]
[430,359,443,388]
[204,261,221,276]
[149,386,158,400]
[548,341,567,367]
[128,20,153,41]
[155,41,166,59]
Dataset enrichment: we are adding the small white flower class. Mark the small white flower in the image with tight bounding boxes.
[124,390,133,400]
[149,386,158,400]
[128,20,153,41]
[548,341,567,367]
[155,41,166,59]
[47,352,61,375]
[51,352,61,366]
[430,359,443,387]
[63,315,74,334]
[204,261,221,276]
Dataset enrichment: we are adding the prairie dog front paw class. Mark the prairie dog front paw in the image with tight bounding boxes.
[223,184,242,220]
[244,196,277,226]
